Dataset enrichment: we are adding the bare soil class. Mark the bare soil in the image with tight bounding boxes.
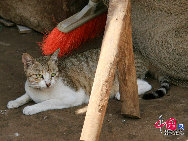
[0,25,187,141]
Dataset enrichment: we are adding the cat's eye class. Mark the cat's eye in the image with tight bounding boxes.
[36,74,43,78]
[51,73,56,77]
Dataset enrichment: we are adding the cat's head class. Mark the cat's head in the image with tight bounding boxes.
[22,49,60,89]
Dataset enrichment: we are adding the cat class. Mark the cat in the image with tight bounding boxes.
[133,50,170,99]
[7,48,160,115]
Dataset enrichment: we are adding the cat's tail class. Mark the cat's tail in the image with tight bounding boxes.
[142,79,170,100]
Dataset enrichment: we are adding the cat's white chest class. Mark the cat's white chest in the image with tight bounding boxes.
[25,81,58,103]
[25,79,89,105]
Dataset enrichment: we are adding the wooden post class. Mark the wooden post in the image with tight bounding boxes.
[80,0,139,140]
[117,0,140,118]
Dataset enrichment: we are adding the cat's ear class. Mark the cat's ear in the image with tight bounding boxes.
[22,53,34,69]
[50,48,60,62]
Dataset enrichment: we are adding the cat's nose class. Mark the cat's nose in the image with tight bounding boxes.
[46,83,51,87]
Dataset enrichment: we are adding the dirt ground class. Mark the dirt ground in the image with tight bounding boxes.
[0,25,187,141]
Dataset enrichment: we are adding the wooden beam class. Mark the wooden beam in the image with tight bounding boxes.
[117,0,140,118]
[80,0,139,140]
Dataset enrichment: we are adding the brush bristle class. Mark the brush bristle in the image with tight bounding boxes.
[40,13,107,57]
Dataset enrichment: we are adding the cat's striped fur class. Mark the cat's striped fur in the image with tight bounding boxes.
[142,77,170,99]
[134,50,171,99]
[36,48,170,99]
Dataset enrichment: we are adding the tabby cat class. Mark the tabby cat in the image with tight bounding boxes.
[133,50,170,100]
[7,48,166,115]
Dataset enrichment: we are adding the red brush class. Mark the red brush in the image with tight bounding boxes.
[40,0,107,57]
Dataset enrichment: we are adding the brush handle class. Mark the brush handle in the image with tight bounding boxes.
[58,0,107,33]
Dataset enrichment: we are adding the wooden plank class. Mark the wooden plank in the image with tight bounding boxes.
[80,0,138,140]
[117,0,140,118]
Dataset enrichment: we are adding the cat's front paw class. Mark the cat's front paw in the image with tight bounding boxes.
[23,106,38,115]
[7,100,20,109]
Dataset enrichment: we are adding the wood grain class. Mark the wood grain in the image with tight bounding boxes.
[80,0,139,140]
[117,0,140,118]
